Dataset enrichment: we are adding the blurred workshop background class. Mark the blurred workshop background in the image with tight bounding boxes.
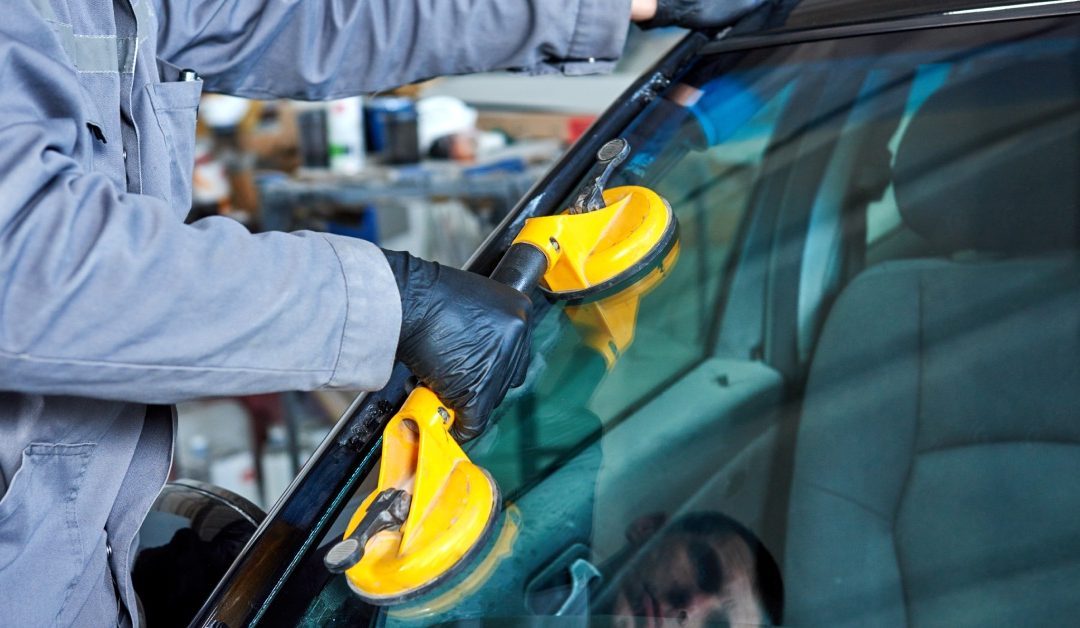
[172,28,681,510]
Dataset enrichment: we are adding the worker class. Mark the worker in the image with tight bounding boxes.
[0,0,765,624]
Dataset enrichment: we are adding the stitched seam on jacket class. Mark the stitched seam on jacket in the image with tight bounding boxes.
[0,348,335,375]
[56,447,93,624]
[317,234,353,388]
[565,0,588,61]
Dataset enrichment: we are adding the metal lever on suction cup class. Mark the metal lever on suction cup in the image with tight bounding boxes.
[324,488,411,574]
[573,138,631,214]
[492,137,639,295]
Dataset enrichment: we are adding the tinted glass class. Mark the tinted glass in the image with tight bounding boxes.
[285,16,1080,627]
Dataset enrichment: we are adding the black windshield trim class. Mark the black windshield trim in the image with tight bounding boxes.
[707,1,1080,55]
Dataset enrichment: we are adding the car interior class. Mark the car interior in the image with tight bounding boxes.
[782,57,1080,626]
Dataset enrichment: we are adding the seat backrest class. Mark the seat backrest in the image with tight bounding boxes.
[784,59,1080,627]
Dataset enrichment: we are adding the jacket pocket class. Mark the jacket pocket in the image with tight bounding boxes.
[147,79,203,213]
[0,443,95,624]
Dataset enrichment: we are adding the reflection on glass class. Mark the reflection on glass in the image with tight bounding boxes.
[610,512,782,627]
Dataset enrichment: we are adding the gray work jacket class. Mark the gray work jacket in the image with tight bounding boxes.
[0,0,629,625]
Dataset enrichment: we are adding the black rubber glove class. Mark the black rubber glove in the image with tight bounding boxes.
[638,0,768,30]
[383,249,531,441]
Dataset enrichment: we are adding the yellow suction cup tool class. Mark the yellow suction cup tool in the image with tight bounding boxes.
[328,138,680,606]
[324,387,500,604]
[513,185,677,301]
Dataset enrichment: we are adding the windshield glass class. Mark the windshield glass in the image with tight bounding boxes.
[281,15,1080,627]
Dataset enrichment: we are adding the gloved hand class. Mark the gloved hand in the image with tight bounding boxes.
[637,0,768,30]
[382,249,531,441]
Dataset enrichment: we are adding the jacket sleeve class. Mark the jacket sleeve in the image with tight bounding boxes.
[0,14,401,404]
[152,0,632,99]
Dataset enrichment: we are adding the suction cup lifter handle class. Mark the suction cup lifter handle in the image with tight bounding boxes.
[490,242,549,294]
[324,489,411,574]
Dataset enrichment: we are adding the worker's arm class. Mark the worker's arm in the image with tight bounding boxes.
[152,0,636,100]
[0,15,401,404]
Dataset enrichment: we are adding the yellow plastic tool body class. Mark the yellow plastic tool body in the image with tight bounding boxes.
[340,184,676,603]
[343,387,498,602]
[513,185,673,296]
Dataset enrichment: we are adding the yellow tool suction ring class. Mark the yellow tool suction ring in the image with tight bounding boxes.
[347,475,503,605]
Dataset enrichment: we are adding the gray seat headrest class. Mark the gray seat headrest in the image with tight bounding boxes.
[894,61,1080,254]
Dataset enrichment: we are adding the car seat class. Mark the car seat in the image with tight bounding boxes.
[783,59,1080,627]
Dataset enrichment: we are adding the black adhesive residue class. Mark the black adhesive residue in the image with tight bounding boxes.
[345,399,395,450]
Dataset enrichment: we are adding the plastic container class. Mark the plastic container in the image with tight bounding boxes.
[295,103,330,169]
[365,97,420,164]
[326,96,365,174]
